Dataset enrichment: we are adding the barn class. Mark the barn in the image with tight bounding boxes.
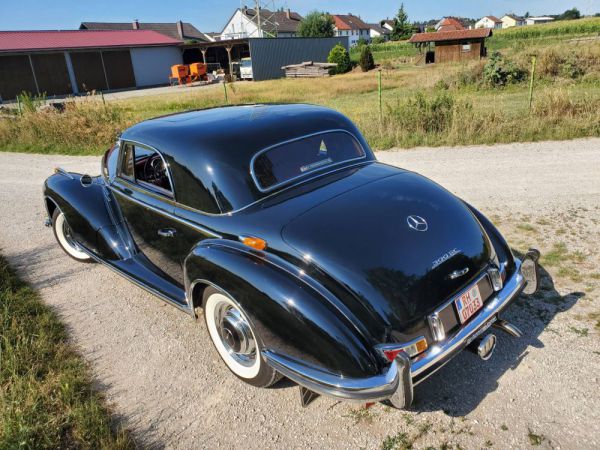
[409,28,492,64]
[0,30,182,101]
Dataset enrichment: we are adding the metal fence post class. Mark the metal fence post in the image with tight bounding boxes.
[223,81,228,104]
[378,69,382,119]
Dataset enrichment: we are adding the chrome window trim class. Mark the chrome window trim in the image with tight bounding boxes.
[249,129,368,194]
[116,139,177,201]
[110,184,222,239]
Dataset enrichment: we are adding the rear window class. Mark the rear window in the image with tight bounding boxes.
[251,131,365,192]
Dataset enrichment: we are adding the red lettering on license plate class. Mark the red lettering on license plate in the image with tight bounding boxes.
[455,285,483,324]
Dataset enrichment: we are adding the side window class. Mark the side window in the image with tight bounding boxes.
[119,142,173,197]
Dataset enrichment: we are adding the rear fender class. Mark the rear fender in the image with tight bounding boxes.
[464,202,516,275]
[44,172,133,260]
[184,240,381,378]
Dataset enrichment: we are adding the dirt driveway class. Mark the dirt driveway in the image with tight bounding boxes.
[0,139,599,449]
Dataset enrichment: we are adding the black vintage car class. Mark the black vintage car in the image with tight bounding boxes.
[43,104,540,408]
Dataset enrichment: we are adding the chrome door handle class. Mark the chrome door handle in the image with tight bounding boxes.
[157,228,177,238]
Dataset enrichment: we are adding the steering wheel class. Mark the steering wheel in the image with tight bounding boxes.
[143,155,167,185]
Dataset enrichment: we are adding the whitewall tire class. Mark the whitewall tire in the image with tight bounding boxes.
[52,209,92,263]
[203,286,280,387]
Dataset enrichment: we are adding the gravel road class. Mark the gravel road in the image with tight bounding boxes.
[1,139,599,449]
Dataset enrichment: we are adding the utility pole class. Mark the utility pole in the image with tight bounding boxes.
[256,0,262,37]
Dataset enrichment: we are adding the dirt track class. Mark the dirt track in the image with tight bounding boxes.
[0,139,599,449]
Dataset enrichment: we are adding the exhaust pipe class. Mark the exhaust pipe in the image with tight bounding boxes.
[468,333,497,361]
[493,319,522,338]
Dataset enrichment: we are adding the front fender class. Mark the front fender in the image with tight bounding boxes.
[44,172,131,260]
[185,241,381,378]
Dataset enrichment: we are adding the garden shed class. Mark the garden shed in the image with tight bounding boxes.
[409,28,492,64]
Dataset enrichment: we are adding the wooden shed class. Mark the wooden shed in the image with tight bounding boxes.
[409,28,492,65]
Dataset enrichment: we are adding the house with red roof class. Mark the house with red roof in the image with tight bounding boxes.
[0,29,183,101]
[435,17,466,32]
[475,16,503,30]
[332,14,371,46]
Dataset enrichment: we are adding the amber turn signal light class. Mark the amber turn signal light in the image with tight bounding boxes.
[241,236,267,251]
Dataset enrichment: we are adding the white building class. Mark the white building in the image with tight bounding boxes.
[368,23,390,41]
[526,17,555,26]
[501,14,526,29]
[220,7,302,40]
[475,16,503,30]
[332,14,371,46]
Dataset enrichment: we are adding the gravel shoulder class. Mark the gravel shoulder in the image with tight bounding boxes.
[0,139,599,449]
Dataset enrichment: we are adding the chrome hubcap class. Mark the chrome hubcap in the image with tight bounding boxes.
[62,219,82,252]
[215,302,256,367]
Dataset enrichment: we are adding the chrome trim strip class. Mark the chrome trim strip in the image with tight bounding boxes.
[262,350,401,402]
[412,260,524,380]
[118,139,177,202]
[249,129,368,194]
[109,185,222,239]
[80,246,194,317]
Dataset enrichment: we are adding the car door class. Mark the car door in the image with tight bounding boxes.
[110,141,187,286]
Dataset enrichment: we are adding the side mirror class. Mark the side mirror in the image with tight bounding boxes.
[80,174,93,187]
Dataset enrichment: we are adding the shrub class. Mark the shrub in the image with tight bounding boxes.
[327,44,352,74]
[297,11,335,37]
[359,45,375,72]
[356,37,368,47]
[483,52,527,86]
[371,36,386,45]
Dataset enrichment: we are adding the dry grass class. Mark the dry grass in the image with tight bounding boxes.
[1,24,599,155]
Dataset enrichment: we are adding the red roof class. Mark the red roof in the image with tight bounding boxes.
[0,30,181,52]
[409,28,492,43]
[437,17,466,32]
[332,14,369,31]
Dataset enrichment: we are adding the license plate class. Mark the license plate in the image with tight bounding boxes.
[455,284,484,324]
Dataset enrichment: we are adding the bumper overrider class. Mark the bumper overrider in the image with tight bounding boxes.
[263,255,540,407]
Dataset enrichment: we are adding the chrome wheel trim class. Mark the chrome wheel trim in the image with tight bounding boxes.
[205,292,261,378]
[55,213,90,260]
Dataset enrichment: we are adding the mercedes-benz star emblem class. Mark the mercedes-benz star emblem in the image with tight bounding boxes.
[407,215,428,232]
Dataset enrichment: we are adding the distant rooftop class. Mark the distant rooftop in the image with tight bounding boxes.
[80,21,209,42]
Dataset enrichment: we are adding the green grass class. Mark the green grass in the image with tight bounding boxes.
[0,255,133,448]
[350,40,418,62]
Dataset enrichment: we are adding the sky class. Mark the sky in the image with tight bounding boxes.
[1,0,598,32]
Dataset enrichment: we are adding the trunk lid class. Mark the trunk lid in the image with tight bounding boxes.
[281,171,493,333]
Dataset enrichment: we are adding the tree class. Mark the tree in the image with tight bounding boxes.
[391,3,415,41]
[557,8,582,20]
[297,11,335,37]
[327,44,352,74]
[358,45,375,72]
[524,11,530,18]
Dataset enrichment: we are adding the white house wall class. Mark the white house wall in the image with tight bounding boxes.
[130,46,182,87]
[221,10,259,39]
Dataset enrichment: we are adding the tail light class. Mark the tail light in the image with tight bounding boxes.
[377,336,428,362]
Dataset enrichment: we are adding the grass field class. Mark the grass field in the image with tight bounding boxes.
[1,17,599,155]
[0,255,134,448]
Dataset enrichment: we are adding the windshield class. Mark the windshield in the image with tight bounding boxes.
[251,131,366,192]
[241,60,252,68]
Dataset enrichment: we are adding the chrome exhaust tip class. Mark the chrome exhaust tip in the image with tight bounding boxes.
[468,334,497,361]
[493,319,523,338]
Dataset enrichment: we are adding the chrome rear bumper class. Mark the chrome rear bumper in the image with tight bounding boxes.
[263,258,528,405]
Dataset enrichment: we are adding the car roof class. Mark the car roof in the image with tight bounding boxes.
[120,104,375,214]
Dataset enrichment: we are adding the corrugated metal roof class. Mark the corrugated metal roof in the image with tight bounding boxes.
[0,30,181,52]
[409,28,492,43]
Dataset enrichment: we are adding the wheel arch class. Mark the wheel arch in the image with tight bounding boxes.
[184,241,381,378]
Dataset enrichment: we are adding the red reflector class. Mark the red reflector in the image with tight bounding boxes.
[383,348,404,362]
